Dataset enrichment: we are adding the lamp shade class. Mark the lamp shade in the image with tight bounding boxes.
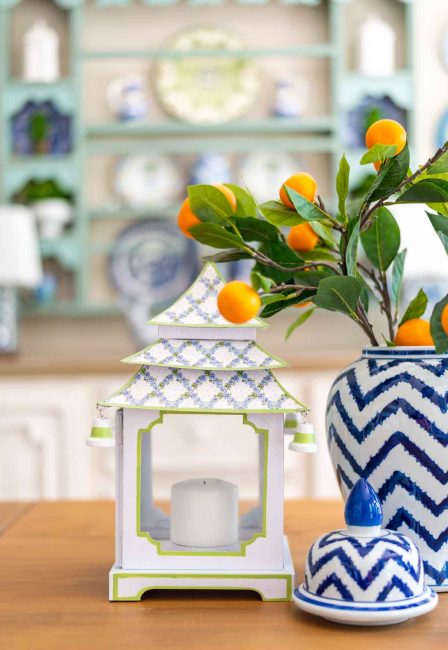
[0,205,42,288]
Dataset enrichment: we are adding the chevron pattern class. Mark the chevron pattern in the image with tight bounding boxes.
[305,530,425,602]
[326,352,448,588]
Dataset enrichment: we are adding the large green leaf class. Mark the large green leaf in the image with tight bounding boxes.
[285,187,331,222]
[345,218,360,276]
[203,249,253,264]
[188,185,234,225]
[360,208,400,272]
[430,294,448,353]
[254,240,304,283]
[427,150,448,175]
[313,276,362,318]
[224,184,257,217]
[391,248,407,312]
[399,288,428,325]
[360,143,397,165]
[293,268,336,288]
[309,221,335,248]
[259,200,304,227]
[286,308,315,340]
[189,223,247,249]
[336,154,350,220]
[365,143,410,202]
[396,178,448,203]
[298,248,338,262]
[234,216,279,243]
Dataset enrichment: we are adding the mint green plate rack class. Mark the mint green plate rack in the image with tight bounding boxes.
[0,0,414,317]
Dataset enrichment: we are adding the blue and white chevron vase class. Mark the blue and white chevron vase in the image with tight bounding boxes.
[326,347,448,591]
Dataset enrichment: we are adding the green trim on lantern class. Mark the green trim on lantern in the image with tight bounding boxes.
[292,432,315,445]
[112,572,293,602]
[90,426,113,439]
[135,413,268,556]
[147,263,267,328]
[120,338,289,370]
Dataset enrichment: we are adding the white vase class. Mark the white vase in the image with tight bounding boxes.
[33,199,72,239]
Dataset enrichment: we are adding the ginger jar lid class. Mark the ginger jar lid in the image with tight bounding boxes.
[293,479,438,626]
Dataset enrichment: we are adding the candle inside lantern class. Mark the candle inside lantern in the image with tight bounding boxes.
[170,478,239,548]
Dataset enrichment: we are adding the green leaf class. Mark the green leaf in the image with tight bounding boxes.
[259,200,304,227]
[260,293,289,306]
[293,268,336,288]
[427,150,448,175]
[254,241,303,283]
[313,276,362,318]
[399,288,428,326]
[286,308,315,340]
[260,289,315,318]
[426,211,448,253]
[365,143,410,202]
[250,271,274,293]
[233,216,279,243]
[189,223,247,249]
[356,271,371,312]
[224,184,257,217]
[298,248,338,262]
[285,187,331,223]
[203,249,253,264]
[391,248,407,314]
[336,154,350,220]
[382,334,396,347]
[360,207,400,272]
[360,143,397,165]
[188,185,235,225]
[430,294,448,353]
[345,218,360,276]
[309,221,335,248]
[397,178,448,204]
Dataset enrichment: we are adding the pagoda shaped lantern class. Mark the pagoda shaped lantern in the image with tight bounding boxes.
[90,264,313,602]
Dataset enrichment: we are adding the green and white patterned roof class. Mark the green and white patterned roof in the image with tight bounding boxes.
[122,339,287,370]
[101,263,305,413]
[101,366,305,413]
[148,263,266,328]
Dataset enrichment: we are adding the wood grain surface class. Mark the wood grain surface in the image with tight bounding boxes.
[0,500,445,650]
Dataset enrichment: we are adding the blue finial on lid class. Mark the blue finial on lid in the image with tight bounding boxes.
[344,479,382,527]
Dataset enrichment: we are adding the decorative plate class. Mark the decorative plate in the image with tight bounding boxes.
[114,154,182,208]
[109,219,199,305]
[153,27,260,124]
[240,152,298,203]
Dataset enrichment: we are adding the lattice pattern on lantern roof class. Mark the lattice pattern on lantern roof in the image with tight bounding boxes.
[100,366,305,413]
[148,263,266,328]
[122,339,287,370]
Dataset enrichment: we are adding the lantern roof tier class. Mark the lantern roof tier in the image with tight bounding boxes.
[148,263,266,330]
[122,338,288,371]
[100,366,306,414]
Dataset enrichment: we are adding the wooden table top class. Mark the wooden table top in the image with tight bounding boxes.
[0,500,445,650]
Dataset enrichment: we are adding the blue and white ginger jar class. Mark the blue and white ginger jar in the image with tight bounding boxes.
[326,347,448,591]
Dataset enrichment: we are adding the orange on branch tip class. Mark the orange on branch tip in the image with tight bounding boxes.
[177,184,237,239]
[287,222,319,252]
[365,119,407,171]
[217,281,261,324]
[279,172,317,209]
[394,319,434,347]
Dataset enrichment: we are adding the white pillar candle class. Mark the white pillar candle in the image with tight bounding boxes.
[170,478,239,548]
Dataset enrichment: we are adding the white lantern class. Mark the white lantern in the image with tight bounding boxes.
[88,263,313,602]
[23,21,60,83]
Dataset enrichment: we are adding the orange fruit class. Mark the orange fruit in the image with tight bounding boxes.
[441,304,448,335]
[178,185,236,238]
[365,119,407,170]
[177,198,200,239]
[217,281,261,324]
[394,319,434,346]
[287,223,319,252]
[279,172,317,209]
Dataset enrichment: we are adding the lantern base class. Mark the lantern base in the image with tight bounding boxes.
[109,536,294,602]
